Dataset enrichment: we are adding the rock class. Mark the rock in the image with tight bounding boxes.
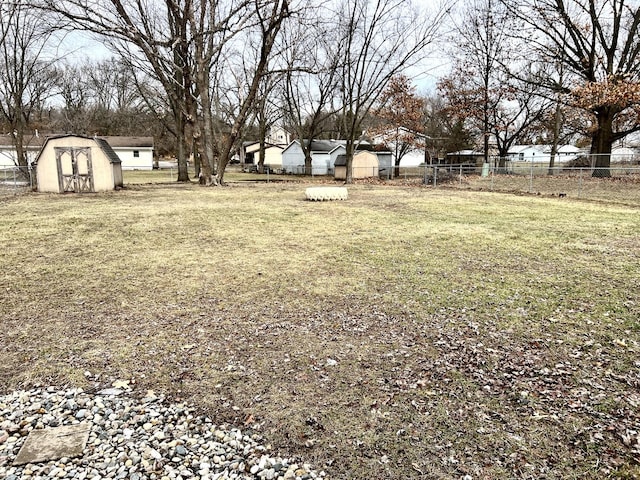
[0,388,321,480]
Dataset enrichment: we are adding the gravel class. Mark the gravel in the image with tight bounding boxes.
[0,387,325,480]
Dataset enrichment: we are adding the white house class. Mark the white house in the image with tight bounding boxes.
[281,140,346,175]
[0,134,43,167]
[612,146,639,162]
[372,127,427,167]
[265,125,291,146]
[242,142,285,170]
[507,144,582,163]
[102,136,154,170]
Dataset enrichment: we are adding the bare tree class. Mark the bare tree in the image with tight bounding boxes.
[209,0,291,185]
[335,0,445,183]
[443,0,515,164]
[39,0,200,181]
[55,59,149,135]
[0,1,59,175]
[503,0,640,176]
[280,5,342,175]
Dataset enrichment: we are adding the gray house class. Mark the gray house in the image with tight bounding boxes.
[281,140,346,175]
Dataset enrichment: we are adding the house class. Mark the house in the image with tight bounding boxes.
[281,140,346,175]
[372,127,428,167]
[0,134,44,167]
[507,145,546,162]
[242,142,285,170]
[611,146,639,163]
[35,135,123,193]
[102,136,154,170]
[265,125,291,146]
[334,151,379,180]
[507,144,582,163]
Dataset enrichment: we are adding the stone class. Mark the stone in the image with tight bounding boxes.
[13,424,91,466]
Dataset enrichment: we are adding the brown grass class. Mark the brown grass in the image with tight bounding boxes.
[1,182,639,479]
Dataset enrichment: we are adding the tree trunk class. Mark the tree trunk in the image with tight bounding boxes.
[304,148,312,175]
[591,108,615,178]
[12,129,29,180]
[345,140,354,184]
[176,118,190,182]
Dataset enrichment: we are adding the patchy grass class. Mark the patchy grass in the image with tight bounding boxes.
[1,183,639,479]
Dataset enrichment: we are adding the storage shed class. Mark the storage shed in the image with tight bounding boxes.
[334,151,379,180]
[35,135,123,193]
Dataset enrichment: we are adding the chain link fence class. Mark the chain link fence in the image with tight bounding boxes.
[369,158,640,204]
[0,166,34,195]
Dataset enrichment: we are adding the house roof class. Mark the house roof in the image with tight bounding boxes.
[284,139,391,155]
[508,145,545,154]
[245,142,284,153]
[0,134,153,149]
[0,134,44,148]
[34,134,122,165]
[307,140,343,152]
[101,136,154,148]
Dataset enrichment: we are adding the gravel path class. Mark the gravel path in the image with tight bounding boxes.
[0,387,324,480]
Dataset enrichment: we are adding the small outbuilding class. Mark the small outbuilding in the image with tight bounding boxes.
[35,135,123,193]
[334,151,379,180]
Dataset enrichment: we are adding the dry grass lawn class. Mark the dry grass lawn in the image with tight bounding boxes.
[1,181,639,479]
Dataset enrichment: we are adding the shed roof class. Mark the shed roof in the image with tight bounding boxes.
[95,138,122,164]
[34,134,122,165]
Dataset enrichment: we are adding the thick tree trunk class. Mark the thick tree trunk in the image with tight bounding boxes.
[176,131,190,182]
[591,109,615,178]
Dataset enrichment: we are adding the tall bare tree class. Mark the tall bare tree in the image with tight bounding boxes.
[210,0,291,185]
[443,0,515,165]
[40,0,198,181]
[335,0,445,183]
[503,0,640,176]
[0,0,59,175]
[280,5,343,174]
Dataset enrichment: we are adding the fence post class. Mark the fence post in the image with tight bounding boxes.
[578,168,583,198]
[433,166,438,188]
[459,165,463,186]
[529,161,534,193]
[490,165,494,191]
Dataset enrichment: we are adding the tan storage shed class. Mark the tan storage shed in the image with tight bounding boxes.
[334,151,379,180]
[35,135,123,193]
